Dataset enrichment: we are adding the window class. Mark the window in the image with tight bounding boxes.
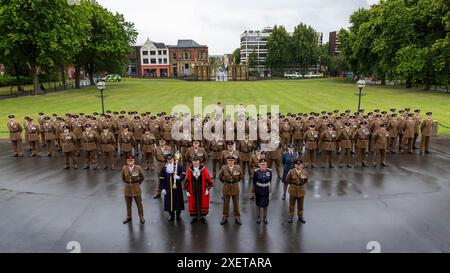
[185,64,189,69]
[142,51,148,56]
[143,58,149,64]
[150,59,156,64]
[158,50,162,55]
[183,52,190,60]
[163,50,167,55]
[150,51,156,55]
[199,51,205,60]
[172,52,177,59]
[163,58,167,64]
[158,58,162,64]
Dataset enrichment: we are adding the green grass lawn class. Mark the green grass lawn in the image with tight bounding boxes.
[1,78,449,138]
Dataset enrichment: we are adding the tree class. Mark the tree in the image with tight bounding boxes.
[266,25,291,69]
[248,50,258,69]
[232,48,241,64]
[0,0,89,94]
[291,23,320,74]
[73,1,137,87]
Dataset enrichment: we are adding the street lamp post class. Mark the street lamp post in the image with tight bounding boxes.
[96,81,106,115]
[356,79,366,114]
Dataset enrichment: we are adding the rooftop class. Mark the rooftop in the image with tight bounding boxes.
[167,39,207,48]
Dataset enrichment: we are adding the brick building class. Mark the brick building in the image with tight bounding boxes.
[140,38,170,77]
[167,40,208,78]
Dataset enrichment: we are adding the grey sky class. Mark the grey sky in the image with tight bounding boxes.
[97,0,377,55]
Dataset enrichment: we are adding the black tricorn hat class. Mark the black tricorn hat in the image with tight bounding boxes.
[258,158,267,163]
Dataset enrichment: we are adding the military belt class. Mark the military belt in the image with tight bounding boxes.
[256,182,270,187]
[224,181,238,184]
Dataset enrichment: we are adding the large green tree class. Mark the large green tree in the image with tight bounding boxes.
[73,0,137,87]
[0,0,89,94]
[266,25,292,69]
[291,23,320,74]
[232,48,241,64]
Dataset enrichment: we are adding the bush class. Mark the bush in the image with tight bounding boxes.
[0,75,33,87]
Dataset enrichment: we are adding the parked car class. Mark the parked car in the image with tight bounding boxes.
[303,72,321,79]
[284,72,303,79]
[102,74,122,82]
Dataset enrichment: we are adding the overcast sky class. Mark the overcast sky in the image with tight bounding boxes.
[96,0,378,55]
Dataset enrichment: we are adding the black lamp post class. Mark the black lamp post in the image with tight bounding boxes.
[96,81,106,115]
[356,79,366,114]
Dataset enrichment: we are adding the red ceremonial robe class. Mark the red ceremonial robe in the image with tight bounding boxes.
[184,166,213,217]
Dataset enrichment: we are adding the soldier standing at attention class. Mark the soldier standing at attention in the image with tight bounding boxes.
[281,144,299,200]
[122,156,145,224]
[37,112,46,147]
[387,113,399,154]
[237,134,255,182]
[402,114,415,154]
[252,158,272,224]
[42,117,56,157]
[100,126,116,170]
[187,140,208,165]
[372,124,389,167]
[420,112,433,154]
[338,122,353,168]
[81,124,100,170]
[221,141,240,169]
[118,124,135,164]
[265,139,282,181]
[153,138,173,199]
[353,121,370,167]
[141,128,156,170]
[413,109,421,150]
[285,160,308,224]
[320,123,337,168]
[60,125,78,169]
[26,118,40,157]
[303,124,318,168]
[218,156,243,225]
[7,114,24,157]
[208,133,225,179]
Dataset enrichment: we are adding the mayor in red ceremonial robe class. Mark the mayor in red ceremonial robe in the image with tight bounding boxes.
[184,156,213,224]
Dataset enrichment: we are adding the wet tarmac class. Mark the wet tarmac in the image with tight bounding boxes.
[0,138,450,253]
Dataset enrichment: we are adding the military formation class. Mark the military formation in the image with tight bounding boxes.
[6,106,435,225]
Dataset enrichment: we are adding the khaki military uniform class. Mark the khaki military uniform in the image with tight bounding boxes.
[353,127,370,166]
[60,132,78,168]
[338,128,353,167]
[118,131,135,163]
[209,139,225,177]
[186,147,208,165]
[420,119,433,152]
[237,140,255,177]
[265,143,282,178]
[81,130,100,168]
[320,130,336,167]
[100,132,116,169]
[292,122,304,153]
[122,165,145,219]
[42,122,56,156]
[372,129,389,166]
[141,133,156,169]
[387,118,399,153]
[402,119,415,153]
[27,123,40,156]
[286,168,308,219]
[303,130,318,168]
[7,121,23,156]
[218,164,243,219]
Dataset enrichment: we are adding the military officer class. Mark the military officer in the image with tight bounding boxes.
[252,158,272,224]
[281,144,299,200]
[320,123,337,168]
[237,134,255,181]
[372,124,389,167]
[208,133,225,178]
[292,117,305,153]
[153,138,173,199]
[353,121,370,167]
[122,156,145,224]
[280,118,292,150]
[81,124,100,169]
[265,138,282,180]
[42,117,57,157]
[186,140,208,165]
[221,141,240,168]
[387,113,399,154]
[218,156,243,225]
[140,128,156,170]
[118,124,135,164]
[159,153,186,222]
[402,114,415,154]
[285,159,308,224]
[26,118,40,157]
[413,109,421,149]
[420,112,433,154]
[99,126,116,170]
[7,114,24,157]
[338,122,353,168]
[132,116,145,156]
[303,124,318,168]
[60,125,78,169]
